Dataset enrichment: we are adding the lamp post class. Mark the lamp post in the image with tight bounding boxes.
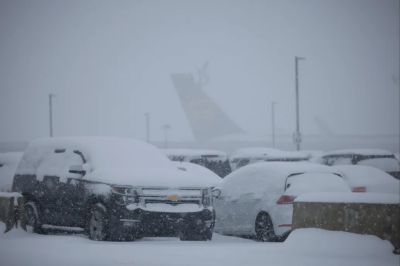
[294,56,305,151]
[271,102,276,148]
[48,93,55,137]
[145,112,150,143]
[162,124,171,148]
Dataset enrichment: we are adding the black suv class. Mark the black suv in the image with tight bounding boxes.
[12,137,215,241]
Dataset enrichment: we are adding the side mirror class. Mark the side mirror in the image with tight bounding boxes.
[212,188,222,199]
[82,163,92,173]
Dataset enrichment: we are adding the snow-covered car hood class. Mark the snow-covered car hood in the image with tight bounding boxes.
[85,167,212,188]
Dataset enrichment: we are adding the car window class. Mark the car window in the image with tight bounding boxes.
[43,175,60,190]
[36,149,85,183]
[284,172,350,196]
[324,156,353,166]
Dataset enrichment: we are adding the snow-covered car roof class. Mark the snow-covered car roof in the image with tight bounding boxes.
[318,149,400,172]
[229,147,310,161]
[0,152,23,192]
[0,152,23,165]
[221,162,342,198]
[322,149,395,157]
[163,148,228,161]
[226,161,341,181]
[16,137,213,188]
[332,165,400,194]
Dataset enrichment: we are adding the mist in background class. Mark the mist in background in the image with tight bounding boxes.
[0,0,399,151]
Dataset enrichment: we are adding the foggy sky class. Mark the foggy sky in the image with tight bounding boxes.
[0,0,399,143]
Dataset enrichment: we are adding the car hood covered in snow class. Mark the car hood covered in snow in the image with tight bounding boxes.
[87,167,213,188]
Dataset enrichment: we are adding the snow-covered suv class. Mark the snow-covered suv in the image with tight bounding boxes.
[12,137,214,241]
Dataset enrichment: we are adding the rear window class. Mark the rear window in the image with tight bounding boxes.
[284,172,350,196]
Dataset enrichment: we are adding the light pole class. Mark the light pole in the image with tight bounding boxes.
[294,56,305,151]
[162,124,171,148]
[48,93,55,137]
[144,112,150,143]
[271,102,276,148]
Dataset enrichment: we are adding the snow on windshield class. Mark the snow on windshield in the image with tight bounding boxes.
[357,158,400,172]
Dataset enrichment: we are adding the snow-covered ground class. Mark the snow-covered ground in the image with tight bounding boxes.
[0,223,397,266]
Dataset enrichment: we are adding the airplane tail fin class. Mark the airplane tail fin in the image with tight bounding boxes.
[171,73,244,141]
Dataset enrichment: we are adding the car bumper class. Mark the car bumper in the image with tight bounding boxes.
[109,204,214,237]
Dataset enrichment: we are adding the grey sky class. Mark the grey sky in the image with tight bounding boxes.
[0,0,399,142]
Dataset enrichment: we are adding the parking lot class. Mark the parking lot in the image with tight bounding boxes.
[0,223,398,266]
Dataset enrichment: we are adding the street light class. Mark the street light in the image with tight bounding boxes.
[144,112,150,143]
[294,56,305,151]
[162,124,171,148]
[271,102,277,148]
[48,93,56,137]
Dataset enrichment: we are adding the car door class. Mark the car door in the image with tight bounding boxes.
[36,148,87,227]
[55,149,87,227]
[232,192,262,234]
[215,173,250,235]
[214,190,242,234]
[213,185,232,231]
[40,175,62,225]
[57,177,86,227]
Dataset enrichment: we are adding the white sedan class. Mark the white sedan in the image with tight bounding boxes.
[214,162,351,241]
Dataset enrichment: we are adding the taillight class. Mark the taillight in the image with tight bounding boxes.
[276,195,296,204]
[352,186,366,192]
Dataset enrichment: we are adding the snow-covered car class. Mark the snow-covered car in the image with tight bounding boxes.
[163,148,231,177]
[317,149,400,179]
[214,162,351,241]
[332,165,400,194]
[229,147,310,171]
[12,137,215,241]
[0,152,23,192]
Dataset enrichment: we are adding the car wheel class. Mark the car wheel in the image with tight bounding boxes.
[88,204,108,241]
[255,212,276,242]
[24,201,43,234]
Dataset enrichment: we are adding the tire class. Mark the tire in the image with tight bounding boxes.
[88,204,109,241]
[255,212,276,242]
[24,201,43,234]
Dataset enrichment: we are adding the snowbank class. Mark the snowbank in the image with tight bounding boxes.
[285,228,395,258]
[0,223,397,266]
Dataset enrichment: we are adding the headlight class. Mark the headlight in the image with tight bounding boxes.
[112,186,140,205]
[202,188,212,207]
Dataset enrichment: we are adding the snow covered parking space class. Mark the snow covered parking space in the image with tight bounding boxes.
[0,223,397,266]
